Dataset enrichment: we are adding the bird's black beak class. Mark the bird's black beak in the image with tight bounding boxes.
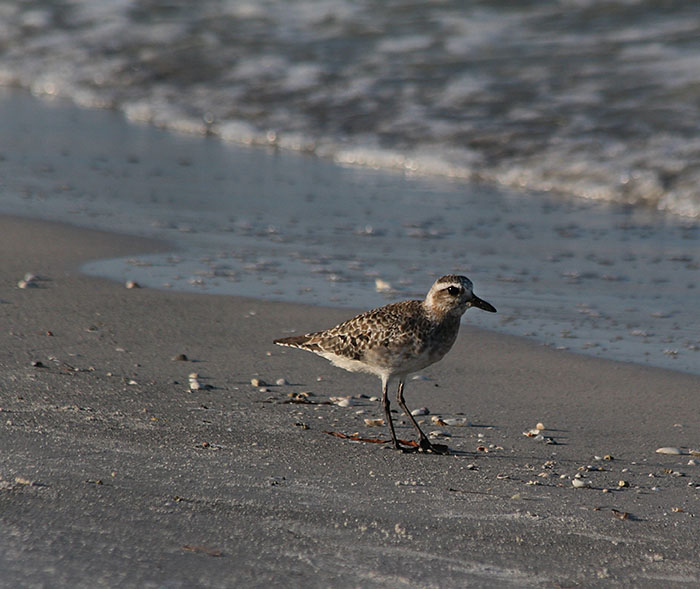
[472,295,497,313]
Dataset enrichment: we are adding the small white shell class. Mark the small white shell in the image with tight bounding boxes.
[572,478,590,488]
[411,407,429,416]
[331,397,360,407]
[374,279,393,293]
[656,447,685,455]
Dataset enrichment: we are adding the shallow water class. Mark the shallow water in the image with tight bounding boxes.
[1,1,700,216]
[1,90,698,374]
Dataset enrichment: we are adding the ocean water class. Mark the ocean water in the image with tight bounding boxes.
[1,90,698,375]
[1,0,700,216]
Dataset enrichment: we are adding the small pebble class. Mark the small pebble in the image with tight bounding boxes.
[572,478,590,488]
[428,430,450,438]
[411,407,429,416]
[172,354,188,361]
[250,378,267,387]
[275,378,289,386]
[125,280,141,289]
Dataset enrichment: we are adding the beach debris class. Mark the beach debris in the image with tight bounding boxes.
[572,478,590,488]
[618,480,629,488]
[282,393,328,405]
[364,418,385,427]
[428,430,450,439]
[324,430,417,446]
[172,353,189,361]
[688,459,699,466]
[375,278,394,293]
[125,280,141,289]
[671,507,684,513]
[31,360,45,368]
[330,396,360,407]
[275,377,289,386]
[17,274,39,289]
[189,373,202,390]
[411,374,430,381]
[250,378,267,387]
[442,417,468,426]
[294,422,309,430]
[611,509,630,520]
[431,416,446,426]
[411,407,429,416]
[656,447,685,455]
[535,422,545,430]
[189,373,212,391]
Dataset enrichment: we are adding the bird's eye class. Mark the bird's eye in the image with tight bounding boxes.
[447,286,460,296]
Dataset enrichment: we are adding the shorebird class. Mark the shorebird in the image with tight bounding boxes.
[274,275,496,454]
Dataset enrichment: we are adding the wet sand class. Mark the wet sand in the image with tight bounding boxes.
[1,214,699,587]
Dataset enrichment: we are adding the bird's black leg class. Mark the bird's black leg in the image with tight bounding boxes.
[396,379,449,455]
[381,378,401,450]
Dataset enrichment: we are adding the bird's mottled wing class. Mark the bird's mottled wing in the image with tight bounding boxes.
[297,300,426,360]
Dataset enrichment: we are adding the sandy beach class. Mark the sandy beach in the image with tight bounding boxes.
[1,213,699,587]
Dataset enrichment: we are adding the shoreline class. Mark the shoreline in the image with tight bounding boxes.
[1,213,700,586]
[2,88,698,376]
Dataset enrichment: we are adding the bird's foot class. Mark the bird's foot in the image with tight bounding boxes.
[418,437,450,455]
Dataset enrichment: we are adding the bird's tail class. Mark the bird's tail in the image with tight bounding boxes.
[273,335,310,348]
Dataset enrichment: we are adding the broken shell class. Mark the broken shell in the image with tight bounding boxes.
[618,480,629,488]
[125,280,141,289]
[250,378,267,387]
[17,279,39,289]
[443,417,468,426]
[411,407,429,416]
[172,353,188,361]
[428,430,450,438]
[656,447,685,455]
[364,418,385,427]
[331,397,359,407]
[572,478,590,488]
[430,416,446,426]
[535,422,545,430]
[275,378,289,386]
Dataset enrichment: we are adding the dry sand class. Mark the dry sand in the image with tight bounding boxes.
[1,214,700,587]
